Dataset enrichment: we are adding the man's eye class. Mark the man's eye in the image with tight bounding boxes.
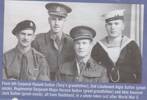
[28,34,32,36]
[20,32,25,35]
[58,18,63,20]
[115,22,119,25]
[52,18,56,20]
[58,17,63,20]
[82,42,87,45]
[77,43,80,45]
[107,23,112,25]
[75,42,80,45]
[51,17,56,20]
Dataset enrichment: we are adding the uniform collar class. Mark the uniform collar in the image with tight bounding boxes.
[98,35,133,65]
[49,30,67,42]
[100,35,132,51]
[76,56,94,68]
[75,56,95,76]
[86,57,96,68]
[15,45,33,59]
[76,54,90,64]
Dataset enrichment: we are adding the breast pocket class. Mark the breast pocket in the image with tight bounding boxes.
[82,70,102,82]
[60,73,75,81]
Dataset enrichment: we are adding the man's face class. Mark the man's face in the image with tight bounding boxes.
[74,39,92,58]
[16,29,35,48]
[48,15,66,34]
[105,19,124,38]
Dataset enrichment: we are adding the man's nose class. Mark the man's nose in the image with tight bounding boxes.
[111,24,115,29]
[24,34,28,39]
[55,19,59,24]
[79,44,84,49]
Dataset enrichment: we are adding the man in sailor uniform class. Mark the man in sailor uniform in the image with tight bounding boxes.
[92,9,142,83]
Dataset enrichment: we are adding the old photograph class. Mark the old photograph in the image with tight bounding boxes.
[3,0,144,83]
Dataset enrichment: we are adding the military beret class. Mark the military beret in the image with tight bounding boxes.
[70,26,96,41]
[12,20,36,35]
[103,9,125,23]
[45,3,72,17]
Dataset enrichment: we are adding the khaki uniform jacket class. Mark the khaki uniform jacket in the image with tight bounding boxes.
[57,57,109,83]
[3,47,50,80]
[32,31,75,80]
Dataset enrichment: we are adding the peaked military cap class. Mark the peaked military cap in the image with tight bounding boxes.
[45,3,72,17]
[12,20,36,35]
[70,26,96,41]
[103,9,125,23]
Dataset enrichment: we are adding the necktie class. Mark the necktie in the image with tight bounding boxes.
[55,36,61,48]
[19,54,28,80]
[76,61,85,82]
[79,61,86,73]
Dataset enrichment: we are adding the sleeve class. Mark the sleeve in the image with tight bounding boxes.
[3,54,7,80]
[37,57,50,81]
[131,42,142,83]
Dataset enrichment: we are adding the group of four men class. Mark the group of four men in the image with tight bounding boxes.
[3,3,141,83]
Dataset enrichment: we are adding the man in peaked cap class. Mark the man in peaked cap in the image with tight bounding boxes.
[32,3,75,80]
[92,9,142,83]
[45,3,72,17]
[3,20,50,80]
[57,26,109,82]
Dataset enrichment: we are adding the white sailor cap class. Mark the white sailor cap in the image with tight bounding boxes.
[103,9,125,23]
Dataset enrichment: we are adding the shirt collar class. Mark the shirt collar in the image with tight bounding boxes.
[100,35,132,50]
[50,31,56,40]
[15,45,33,59]
[76,54,91,65]
[49,31,67,42]
[75,56,94,75]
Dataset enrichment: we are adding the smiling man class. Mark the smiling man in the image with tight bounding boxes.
[3,20,50,80]
[31,3,75,80]
[57,26,108,82]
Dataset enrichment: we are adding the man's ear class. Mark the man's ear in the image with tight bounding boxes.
[15,33,19,39]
